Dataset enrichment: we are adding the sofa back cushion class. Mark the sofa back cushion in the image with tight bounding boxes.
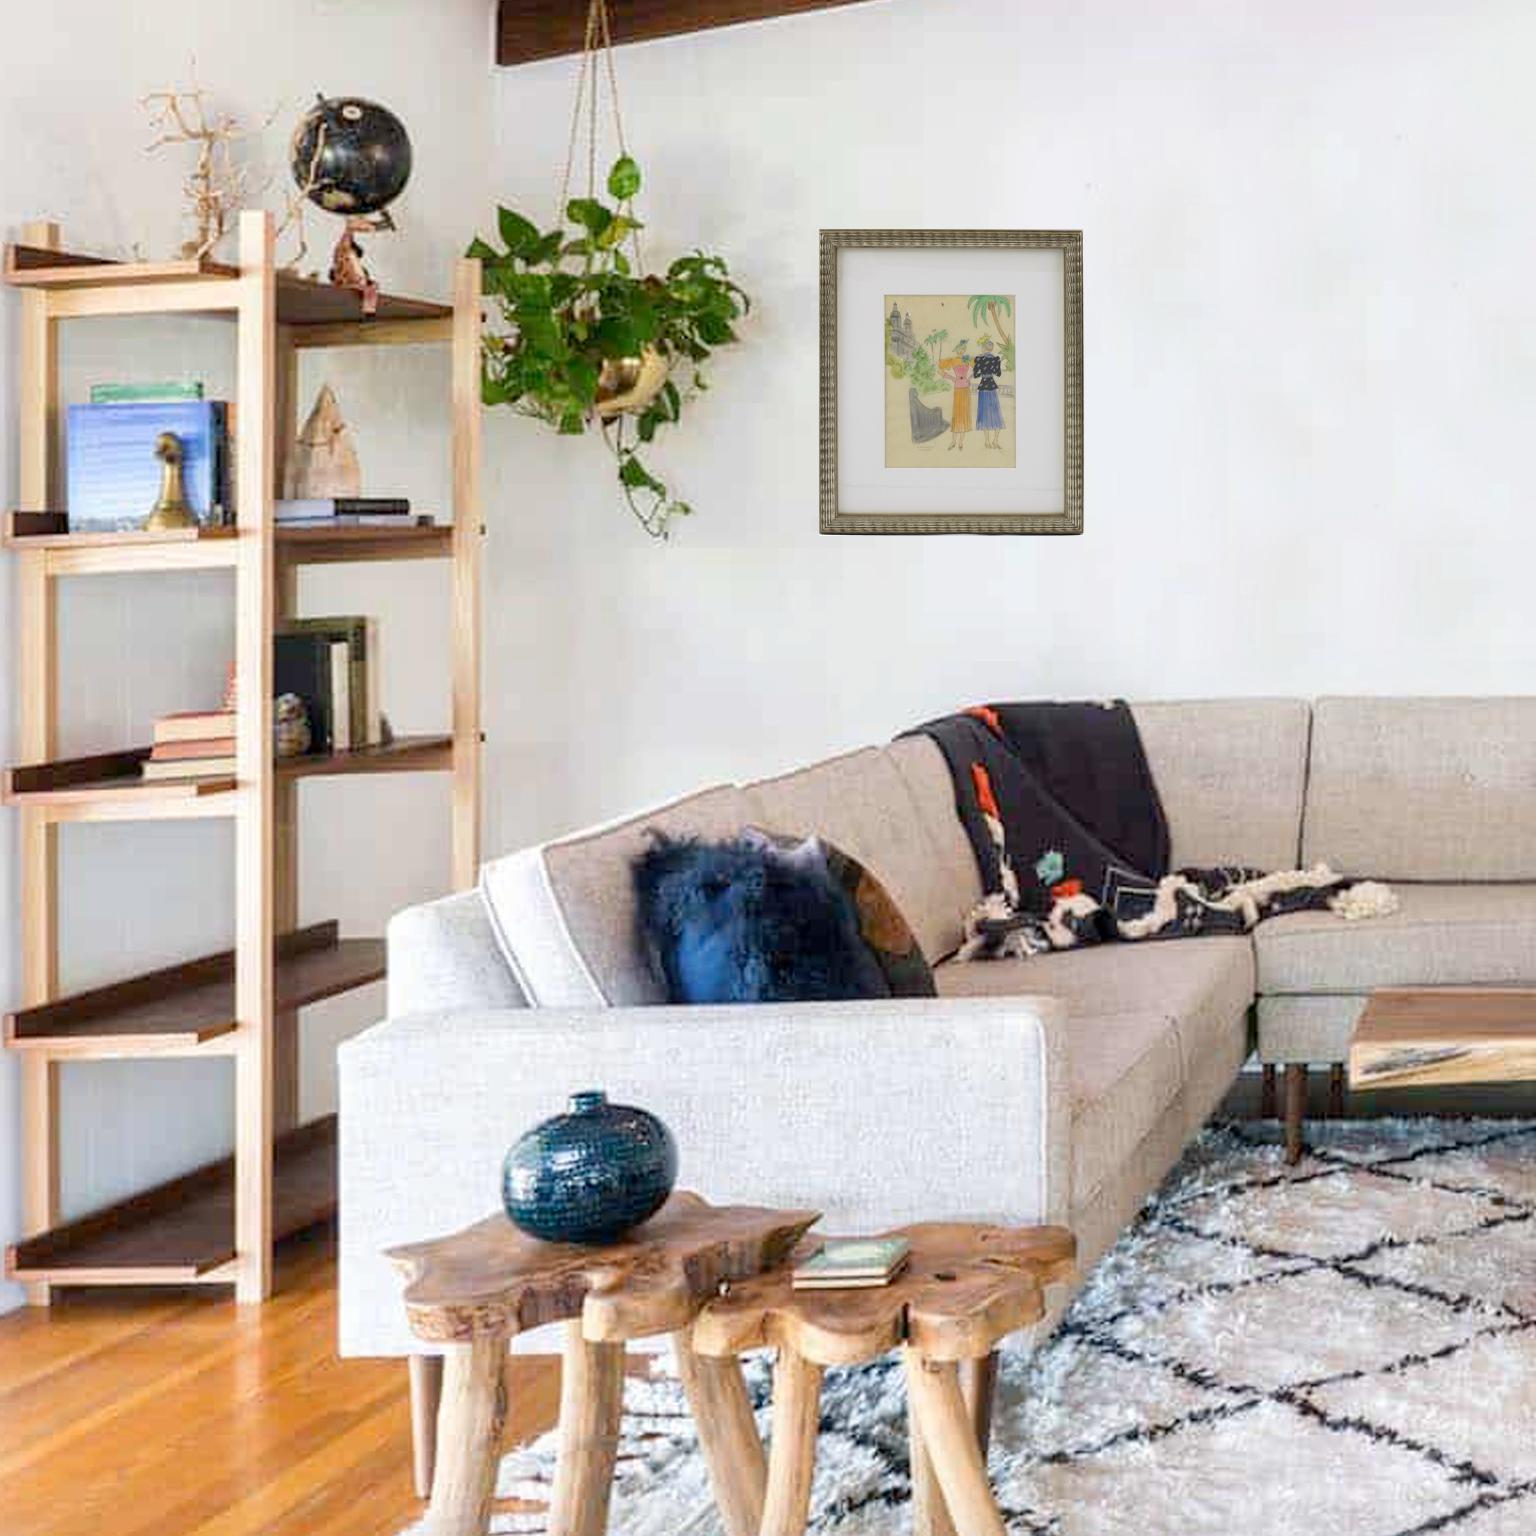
[1303,696,1536,879]
[481,785,751,1006]
[743,739,980,963]
[1131,699,1311,872]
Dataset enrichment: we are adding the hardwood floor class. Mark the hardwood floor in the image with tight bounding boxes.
[0,1225,561,1536]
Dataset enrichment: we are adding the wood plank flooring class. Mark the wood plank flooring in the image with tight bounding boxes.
[0,1226,561,1536]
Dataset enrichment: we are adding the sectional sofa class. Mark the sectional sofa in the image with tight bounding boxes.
[339,695,1536,1429]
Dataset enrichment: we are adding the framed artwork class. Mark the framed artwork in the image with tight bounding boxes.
[819,229,1083,535]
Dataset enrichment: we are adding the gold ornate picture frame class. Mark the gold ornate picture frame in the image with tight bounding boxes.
[819,229,1083,535]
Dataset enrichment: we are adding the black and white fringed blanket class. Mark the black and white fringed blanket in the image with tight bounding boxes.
[906,701,1398,961]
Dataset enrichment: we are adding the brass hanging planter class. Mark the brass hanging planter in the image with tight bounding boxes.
[594,347,669,419]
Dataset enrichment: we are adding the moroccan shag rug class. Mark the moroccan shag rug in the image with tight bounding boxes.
[408,1118,1536,1536]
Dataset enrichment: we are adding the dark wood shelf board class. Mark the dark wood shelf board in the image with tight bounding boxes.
[4,748,235,808]
[277,735,455,780]
[497,0,879,65]
[3,244,236,287]
[276,522,453,564]
[7,512,450,565]
[5,921,385,1055]
[4,735,453,808]
[3,243,450,326]
[6,1117,338,1284]
[4,510,237,551]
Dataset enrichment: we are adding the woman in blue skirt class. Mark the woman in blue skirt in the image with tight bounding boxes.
[973,335,1005,449]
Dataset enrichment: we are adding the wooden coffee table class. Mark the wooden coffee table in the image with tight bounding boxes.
[691,1222,1075,1536]
[388,1191,817,1536]
[1349,988,1536,1090]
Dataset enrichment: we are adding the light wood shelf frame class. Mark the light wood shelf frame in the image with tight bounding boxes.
[4,213,483,1304]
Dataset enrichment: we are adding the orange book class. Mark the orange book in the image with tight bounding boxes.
[153,710,235,745]
[149,736,237,762]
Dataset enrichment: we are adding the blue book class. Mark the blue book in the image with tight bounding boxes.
[66,401,227,530]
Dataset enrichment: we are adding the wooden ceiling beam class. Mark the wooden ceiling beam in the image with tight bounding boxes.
[497,0,880,67]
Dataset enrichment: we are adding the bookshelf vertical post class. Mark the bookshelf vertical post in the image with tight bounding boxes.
[17,219,61,1306]
[450,256,483,888]
[234,210,278,1303]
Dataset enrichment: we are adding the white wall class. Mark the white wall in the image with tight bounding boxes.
[483,0,1536,861]
[0,0,493,1312]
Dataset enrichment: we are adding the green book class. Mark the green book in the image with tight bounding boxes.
[791,1237,911,1289]
[89,380,205,403]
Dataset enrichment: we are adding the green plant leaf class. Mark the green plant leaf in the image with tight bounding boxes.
[597,215,642,250]
[558,408,586,435]
[567,198,614,237]
[607,155,642,200]
[593,316,640,356]
[466,236,498,261]
[661,380,681,420]
[619,454,665,494]
[497,207,541,259]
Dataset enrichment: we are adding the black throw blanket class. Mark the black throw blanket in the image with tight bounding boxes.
[906,702,1394,960]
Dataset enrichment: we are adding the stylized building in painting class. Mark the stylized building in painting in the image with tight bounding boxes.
[887,302,916,359]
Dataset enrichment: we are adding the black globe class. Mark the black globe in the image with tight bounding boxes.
[290,96,412,218]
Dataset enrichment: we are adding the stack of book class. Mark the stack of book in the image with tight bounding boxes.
[142,708,237,782]
[275,498,428,529]
[274,617,383,755]
[791,1237,912,1291]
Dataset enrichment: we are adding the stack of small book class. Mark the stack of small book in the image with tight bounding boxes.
[275,497,428,528]
[791,1237,912,1290]
[142,707,236,781]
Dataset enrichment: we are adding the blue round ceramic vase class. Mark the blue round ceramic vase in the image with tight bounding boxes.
[501,1090,678,1244]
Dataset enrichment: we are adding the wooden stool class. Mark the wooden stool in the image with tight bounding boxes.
[692,1222,1075,1536]
[388,1191,817,1536]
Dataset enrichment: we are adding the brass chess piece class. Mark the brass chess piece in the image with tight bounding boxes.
[144,431,198,531]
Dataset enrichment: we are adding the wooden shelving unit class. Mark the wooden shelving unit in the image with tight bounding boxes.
[3,212,483,1303]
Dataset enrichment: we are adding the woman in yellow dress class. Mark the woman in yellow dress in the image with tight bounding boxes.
[939,342,974,452]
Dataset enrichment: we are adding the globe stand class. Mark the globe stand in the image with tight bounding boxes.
[328,213,395,317]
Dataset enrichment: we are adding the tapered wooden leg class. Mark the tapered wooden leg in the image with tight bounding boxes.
[1330,1061,1347,1119]
[904,1352,1006,1536]
[673,1333,766,1536]
[959,1351,999,1455]
[1284,1064,1309,1164]
[761,1347,824,1536]
[548,1321,625,1536]
[1260,1063,1278,1120]
[410,1353,445,1498]
[914,1352,999,1536]
[912,1403,956,1536]
[425,1334,507,1536]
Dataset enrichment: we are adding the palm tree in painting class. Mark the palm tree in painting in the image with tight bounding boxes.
[923,327,948,364]
[968,295,1013,367]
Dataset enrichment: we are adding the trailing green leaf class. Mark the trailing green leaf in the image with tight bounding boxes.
[471,154,750,538]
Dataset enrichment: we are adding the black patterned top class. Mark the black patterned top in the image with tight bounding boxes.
[974,352,1003,390]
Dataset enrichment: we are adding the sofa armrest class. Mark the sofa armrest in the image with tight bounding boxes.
[386,889,525,1017]
[338,993,1070,1358]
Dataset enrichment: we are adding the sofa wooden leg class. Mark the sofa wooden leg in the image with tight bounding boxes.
[1260,1064,1278,1120]
[409,1352,444,1499]
[1329,1062,1347,1118]
[1283,1064,1308,1164]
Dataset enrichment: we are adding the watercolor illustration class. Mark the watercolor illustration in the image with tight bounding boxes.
[884,293,1016,468]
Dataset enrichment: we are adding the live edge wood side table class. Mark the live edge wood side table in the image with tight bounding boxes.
[691,1222,1076,1536]
[388,1191,818,1536]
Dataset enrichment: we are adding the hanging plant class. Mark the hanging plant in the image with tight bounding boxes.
[468,3,749,538]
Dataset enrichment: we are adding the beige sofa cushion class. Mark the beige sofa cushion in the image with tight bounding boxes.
[1255,884,1536,996]
[1063,1011,1184,1205]
[743,740,975,964]
[1303,697,1536,880]
[935,936,1255,1080]
[480,785,751,1006]
[1131,699,1310,872]
[1256,994,1366,1063]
